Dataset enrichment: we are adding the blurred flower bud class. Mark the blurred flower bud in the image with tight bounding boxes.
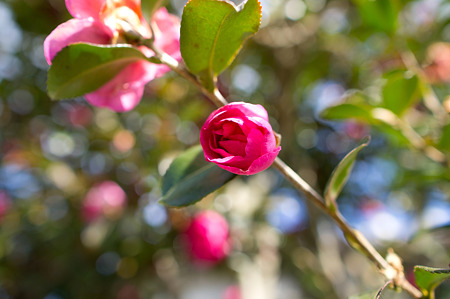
[82,181,126,222]
[423,42,450,84]
[183,210,231,264]
[0,190,11,221]
[343,121,369,140]
[222,285,241,299]
[67,104,93,127]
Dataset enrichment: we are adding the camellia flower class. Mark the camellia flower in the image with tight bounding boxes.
[183,210,231,263]
[200,102,281,175]
[44,0,181,112]
[82,181,126,222]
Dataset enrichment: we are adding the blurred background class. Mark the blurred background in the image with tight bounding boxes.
[0,0,449,298]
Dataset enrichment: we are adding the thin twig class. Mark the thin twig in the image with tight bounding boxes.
[376,280,393,299]
[151,44,423,299]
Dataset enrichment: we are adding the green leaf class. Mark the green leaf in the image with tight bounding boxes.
[161,145,236,207]
[180,0,261,90]
[414,265,450,299]
[321,103,375,123]
[382,71,419,115]
[352,0,398,34]
[321,101,411,146]
[438,123,450,152]
[47,43,148,100]
[324,137,370,210]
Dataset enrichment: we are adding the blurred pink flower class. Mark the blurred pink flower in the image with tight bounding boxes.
[82,181,126,222]
[67,104,93,127]
[44,0,180,112]
[200,102,281,175]
[0,190,11,221]
[423,42,450,84]
[223,285,241,299]
[184,211,231,263]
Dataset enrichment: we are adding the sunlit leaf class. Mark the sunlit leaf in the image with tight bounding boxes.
[324,137,370,210]
[321,103,375,123]
[47,43,147,100]
[382,71,419,115]
[161,145,235,207]
[321,101,410,146]
[180,0,261,90]
[414,266,450,299]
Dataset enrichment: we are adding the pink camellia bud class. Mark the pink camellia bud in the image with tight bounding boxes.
[82,181,126,222]
[44,0,181,112]
[200,102,281,175]
[184,211,231,263]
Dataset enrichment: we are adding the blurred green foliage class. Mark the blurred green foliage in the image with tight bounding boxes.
[0,0,449,298]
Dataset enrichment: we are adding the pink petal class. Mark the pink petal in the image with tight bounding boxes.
[44,18,113,64]
[85,60,156,112]
[222,122,242,137]
[218,117,251,136]
[246,147,281,175]
[208,155,253,173]
[209,138,231,158]
[217,159,253,175]
[151,7,181,77]
[65,0,106,19]
[244,128,264,158]
[152,7,181,59]
[219,140,246,157]
[202,103,269,133]
[245,116,277,153]
[224,102,269,121]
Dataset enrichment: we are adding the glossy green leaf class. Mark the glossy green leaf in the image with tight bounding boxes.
[382,71,418,115]
[353,0,398,34]
[180,0,261,90]
[414,266,450,299]
[47,43,147,100]
[161,145,235,207]
[324,137,370,209]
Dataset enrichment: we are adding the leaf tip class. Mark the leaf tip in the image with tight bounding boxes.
[361,135,371,146]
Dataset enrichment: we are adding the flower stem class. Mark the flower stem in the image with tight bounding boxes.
[152,45,423,299]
